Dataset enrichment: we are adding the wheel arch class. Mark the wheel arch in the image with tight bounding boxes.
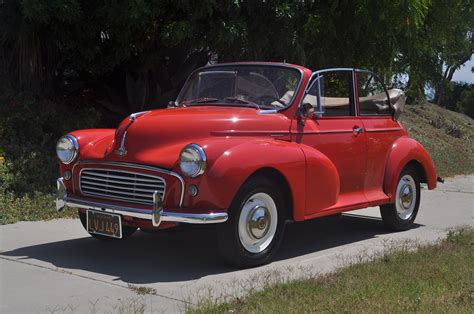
[405,160,427,184]
[245,167,294,221]
[383,136,437,201]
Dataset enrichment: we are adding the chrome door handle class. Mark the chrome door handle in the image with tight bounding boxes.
[353,126,364,134]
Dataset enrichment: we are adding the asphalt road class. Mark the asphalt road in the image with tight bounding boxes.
[1,175,473,313]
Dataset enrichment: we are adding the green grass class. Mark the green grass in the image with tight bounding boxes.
[400,103,474,177]
[0,191,77,225]
[0,158,77,224]
[190,228,474,313]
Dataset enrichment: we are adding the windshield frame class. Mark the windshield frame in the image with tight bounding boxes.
[176,63,304,111]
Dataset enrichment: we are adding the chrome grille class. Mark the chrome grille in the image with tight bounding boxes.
[79,168,165,205]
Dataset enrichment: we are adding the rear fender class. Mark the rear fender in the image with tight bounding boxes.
[384,136,437,201]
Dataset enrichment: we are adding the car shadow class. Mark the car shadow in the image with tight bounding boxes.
[278,214,421,260]
[1,214,422,284]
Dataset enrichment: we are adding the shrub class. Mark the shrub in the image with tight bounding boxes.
[0,89,101,195]
[456,89,474,119]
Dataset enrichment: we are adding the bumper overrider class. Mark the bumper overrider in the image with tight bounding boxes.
[55,177,228,227]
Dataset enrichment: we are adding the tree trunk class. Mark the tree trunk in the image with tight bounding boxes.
[436,66,456,106]
[435,54,472,106]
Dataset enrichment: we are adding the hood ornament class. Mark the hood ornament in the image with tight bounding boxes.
[115,130,129,157]
[115,111,150,157]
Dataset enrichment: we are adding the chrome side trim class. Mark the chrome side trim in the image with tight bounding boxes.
[365,127,403,133]
[73,161,185,207]
[61,195,228,225]
[160,210,228,224]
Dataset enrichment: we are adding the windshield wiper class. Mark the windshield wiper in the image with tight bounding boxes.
[181,97,220,106]
[224,97,260,109]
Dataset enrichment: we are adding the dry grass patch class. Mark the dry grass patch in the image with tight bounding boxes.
[401,103,474,177]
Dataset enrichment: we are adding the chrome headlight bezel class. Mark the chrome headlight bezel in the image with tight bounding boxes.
[56,134,79,164]
[179,144,207,177]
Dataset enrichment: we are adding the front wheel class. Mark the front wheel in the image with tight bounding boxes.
[380,167,421,231]
[78,210,137,241]
[217,176,287,268]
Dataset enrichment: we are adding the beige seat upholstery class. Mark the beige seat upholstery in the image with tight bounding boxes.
[302,94,349,108]
[270,90,294,108]
[359,88,405,115]
[271,88,406,118]
[389,89,406,118]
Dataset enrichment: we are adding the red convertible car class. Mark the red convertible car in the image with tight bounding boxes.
[56,62,439,267]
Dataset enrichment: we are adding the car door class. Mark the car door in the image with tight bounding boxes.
[356,70,405,204]
[291,69,368,215]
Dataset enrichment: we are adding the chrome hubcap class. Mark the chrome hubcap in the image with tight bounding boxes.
[400,185,413,209]
[396,175,417,220]
[238,193,278,253]
[247,205,271,239]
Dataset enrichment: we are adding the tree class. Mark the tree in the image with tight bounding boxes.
[1,0,472,115]
[1,0,220,115]
[393,0,474,104]
[431,0,474,106]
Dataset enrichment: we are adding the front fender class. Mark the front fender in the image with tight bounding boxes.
[184,138,306,220]
[183,138,339,222]
[69,129,115,160]
[60,129,115,190]
[384,136,437,201]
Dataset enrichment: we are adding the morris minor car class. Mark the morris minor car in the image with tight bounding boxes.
[55,62,439,267]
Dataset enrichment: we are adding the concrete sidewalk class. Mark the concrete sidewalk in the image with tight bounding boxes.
[1,175,472,313]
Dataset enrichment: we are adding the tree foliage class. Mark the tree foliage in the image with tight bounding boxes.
[0,0,473,115]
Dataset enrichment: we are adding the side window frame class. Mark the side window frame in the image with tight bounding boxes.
[300,68,358,119]
[355,70,393,117]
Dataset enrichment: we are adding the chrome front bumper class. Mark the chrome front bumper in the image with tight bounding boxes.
[55,177,228,227]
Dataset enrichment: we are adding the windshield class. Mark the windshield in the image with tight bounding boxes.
[177,65,302,109]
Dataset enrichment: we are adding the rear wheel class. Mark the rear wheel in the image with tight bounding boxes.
[78,210,137,241]
[380,167,421,231]
[217,176,287,268]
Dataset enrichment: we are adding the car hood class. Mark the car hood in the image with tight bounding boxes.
[80,106,291,169]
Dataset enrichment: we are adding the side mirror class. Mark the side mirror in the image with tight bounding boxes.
[300,102,315,118]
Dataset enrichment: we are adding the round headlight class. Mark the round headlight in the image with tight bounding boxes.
[56,135,79,164]
[179,144,206,177]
